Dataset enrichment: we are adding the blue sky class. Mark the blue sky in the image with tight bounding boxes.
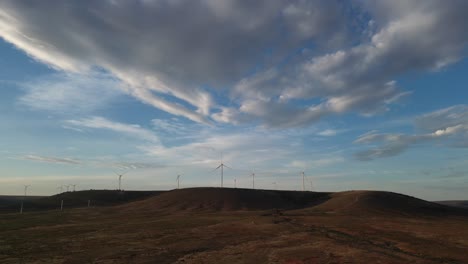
[0,0,467,200]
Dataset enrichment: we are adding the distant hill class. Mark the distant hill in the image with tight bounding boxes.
[299,191,468,216]
[119,188,468,217]
[119,187,330,213]
[0,190,164,213]
[0,195,44,211]
[435,200,468,209]
[3,188,466,217]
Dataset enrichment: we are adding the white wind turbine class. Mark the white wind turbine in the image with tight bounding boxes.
[176,174,182,189]
[20,185,30,214]
[213,159,231,188]
[251,172,255,189]
[114,171,128,191]
[301,171,305,191]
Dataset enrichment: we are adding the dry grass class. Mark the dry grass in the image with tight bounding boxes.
[1,188,467,263]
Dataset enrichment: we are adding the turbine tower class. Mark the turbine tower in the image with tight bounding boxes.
[65,185,70,192]
[20,185,30,214]
[251,172,255,189]
[114,171,128,191]
[302,171,305,191]
[177,174,181,189]
[24,185,30,196]
[213,161,231,188]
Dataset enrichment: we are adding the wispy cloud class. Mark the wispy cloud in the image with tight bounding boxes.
[18,73,124,114]
[20,155,81,165]
[354,105,468,160]
[317,129,339,137]
[66,116,160,143]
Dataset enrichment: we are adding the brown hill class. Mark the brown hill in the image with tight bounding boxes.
[435,200,468,209]
[298,190,468,216]
[119,187,329,212]
[119,188,468,217]
[0,190,164,213]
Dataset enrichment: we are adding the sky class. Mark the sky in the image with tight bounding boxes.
[0,0,467,200]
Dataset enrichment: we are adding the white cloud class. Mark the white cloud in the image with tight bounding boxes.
[354,105,468,160]
[20,155,81,165]
[66,116,160,143]
[1,1,467,127]
[317,129,338,137]
[18,73,123,114]
[288,156,344,169]
[0,0,348,125]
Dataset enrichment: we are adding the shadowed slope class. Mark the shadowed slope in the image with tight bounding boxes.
[119,187,330,212]
[435,200,468,209]
[300,191,468,216]
[0,190,164,213]
[119,188,468,217]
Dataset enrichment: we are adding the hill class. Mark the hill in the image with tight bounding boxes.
[296,190,468,216]
[119,187,330,212]
[0,190,164,213]
[119,188,468,217]
[435,200,468,209]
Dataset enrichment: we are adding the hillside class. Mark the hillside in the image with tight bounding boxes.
[0,190,164,213]
[296,190,468,216]
[435,200,468,209]
[2,188,468,263]
[119,188,468,217]
[119,187,330,212]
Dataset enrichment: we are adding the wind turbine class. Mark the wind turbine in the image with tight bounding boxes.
[65,185,70,192]
[301,171,305,191]
[176,174,182,189]
[24,185,30,196]
[213,160,231,188]
[71,184,76,192]
[20,185,30,214]
[114,171,128,191]
[251,172,255,189]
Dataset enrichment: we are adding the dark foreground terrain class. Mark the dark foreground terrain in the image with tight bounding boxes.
[1,188,467,264]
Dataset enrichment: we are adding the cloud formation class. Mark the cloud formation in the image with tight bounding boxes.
[20,155,81,165]
[66,116,160,143]
[18,73,123,114]
[1,0,467,127]
[355,105,468,160]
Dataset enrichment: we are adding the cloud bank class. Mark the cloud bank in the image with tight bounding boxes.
[1,0,467,127]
